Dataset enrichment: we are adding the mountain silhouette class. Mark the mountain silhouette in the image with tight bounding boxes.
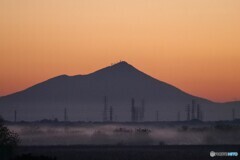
[0,61,238,121]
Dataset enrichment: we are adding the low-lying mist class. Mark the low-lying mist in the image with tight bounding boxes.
[7,123,240,146]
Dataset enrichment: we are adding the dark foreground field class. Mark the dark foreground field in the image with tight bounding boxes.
[12,145,240,160]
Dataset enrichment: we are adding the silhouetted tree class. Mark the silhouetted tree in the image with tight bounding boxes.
[0,116,19,147]
[0,116,20,160]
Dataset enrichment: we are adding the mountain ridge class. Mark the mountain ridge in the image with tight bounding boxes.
[0,61,238,121]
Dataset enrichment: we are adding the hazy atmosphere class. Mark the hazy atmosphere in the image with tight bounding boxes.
[1,1,240,160]
[8,123,240,146]
[1,0,240,102]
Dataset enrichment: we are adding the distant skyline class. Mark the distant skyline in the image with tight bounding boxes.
[0,0,240,102]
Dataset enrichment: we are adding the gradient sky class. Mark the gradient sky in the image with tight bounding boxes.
[0,0,240,102]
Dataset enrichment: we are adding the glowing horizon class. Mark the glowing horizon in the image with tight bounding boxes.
[1,0,240,102]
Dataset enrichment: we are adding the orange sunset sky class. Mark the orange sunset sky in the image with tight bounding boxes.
[0,0,240,102]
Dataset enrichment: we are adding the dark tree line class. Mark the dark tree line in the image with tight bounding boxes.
[0,116,20,160]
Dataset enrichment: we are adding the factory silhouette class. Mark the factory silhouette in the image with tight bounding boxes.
[59,97,237,123]
[101,97,205,122]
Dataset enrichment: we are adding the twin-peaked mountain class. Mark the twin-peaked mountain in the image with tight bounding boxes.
[0,61,239,121]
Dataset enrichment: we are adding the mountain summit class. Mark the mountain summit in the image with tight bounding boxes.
[87,61,141,77]
[0,61,237,121]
